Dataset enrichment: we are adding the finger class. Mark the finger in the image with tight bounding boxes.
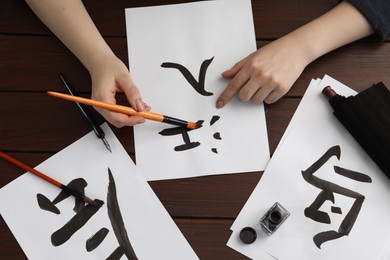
[237,77,267,102]
[250,83,274,105]
[216,70,250,108]
[105,112,146,128]
[116,74,147,111]
[222,60,245,79]
[263,86,288,104]
[221,54,253,79]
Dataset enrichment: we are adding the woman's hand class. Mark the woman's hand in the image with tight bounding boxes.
[216,1,374,109]
[216,35,307,108]
[90,55,150,128]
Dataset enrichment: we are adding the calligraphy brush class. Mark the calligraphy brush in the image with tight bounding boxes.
[59,73,112,153]
[47,91,202,129]
[0,151,99,206]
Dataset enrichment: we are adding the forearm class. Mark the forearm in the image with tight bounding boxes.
[25,0,115,74]
[285,1,374,66]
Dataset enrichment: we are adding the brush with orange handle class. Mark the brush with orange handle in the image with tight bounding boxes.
[47,91,202,129]
[0,151,99,206]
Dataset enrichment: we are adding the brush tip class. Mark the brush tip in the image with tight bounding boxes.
[83,196,103,207]
[187,120,203,129]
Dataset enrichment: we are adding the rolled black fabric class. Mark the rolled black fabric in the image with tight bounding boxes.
[324,82,390,179]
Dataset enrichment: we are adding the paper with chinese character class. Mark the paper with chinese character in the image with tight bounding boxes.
[0,123,198,260]
[125,0,270,180]
[228,75,390,259]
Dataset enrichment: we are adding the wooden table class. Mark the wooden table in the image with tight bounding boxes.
[1,1,389,259]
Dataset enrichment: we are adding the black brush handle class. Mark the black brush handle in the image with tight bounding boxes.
[59,73,105,139]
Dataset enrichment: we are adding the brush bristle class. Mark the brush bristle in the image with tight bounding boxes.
[83,196,101,207]
[187,120,203,129]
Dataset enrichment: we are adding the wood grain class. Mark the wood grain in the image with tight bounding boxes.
[1,0,389,259]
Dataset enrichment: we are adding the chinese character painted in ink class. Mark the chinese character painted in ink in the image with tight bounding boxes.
[36,168,138,259]
[159,115,222,153]
[301,145,372,249]
[161,56,214,96]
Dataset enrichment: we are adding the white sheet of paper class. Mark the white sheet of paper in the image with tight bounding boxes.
[228,75,390,259]
[0,124,198,260]
[125,0,269,180]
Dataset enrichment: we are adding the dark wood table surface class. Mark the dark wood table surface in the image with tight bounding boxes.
[1,1,389,259]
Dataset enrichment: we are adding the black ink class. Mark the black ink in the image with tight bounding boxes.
[213,132,222,140]
[210,115,220,126]
[302,145,372,249]
[159,126,201,151]
[195,120,204,129]
[210,115,222,152]
[37,178,89,214]
[161,57,214,96]
[107,246,126,260]
[107,168,138,260]
[334,166,372,183]
[37,193,60,215]
[86,227,109,252]
[37,173,139,258]
[51,199,104,246]
[331,207,342,214]
[53,178,89,213]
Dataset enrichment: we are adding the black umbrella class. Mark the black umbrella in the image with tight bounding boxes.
[322,82,390,179]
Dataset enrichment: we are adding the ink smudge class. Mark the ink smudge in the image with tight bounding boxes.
[211,148,218,154]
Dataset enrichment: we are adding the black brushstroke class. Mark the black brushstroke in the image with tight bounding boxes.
[161,57,214,96]
[195,120,204,129]
[159,126,201,151]
[52,178,88,213]
[107,168,138,260]
[304,190,334,224]
[159,126,196,136]
[313,231,345,249]
[302,145,371,249]
[51,199,104,246]
[107,246,125,260]
[334,166,372,183]
[331,207,342,214]
[213,132,222,140]
[37,193,60,215]
[86,227,109,252]
[211,148,218,154]
[37,178,89,214]
[210,115,220,126]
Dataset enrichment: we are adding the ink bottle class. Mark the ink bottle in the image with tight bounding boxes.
[258,202,290,235]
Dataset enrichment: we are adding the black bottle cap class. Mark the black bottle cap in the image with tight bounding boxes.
[239,227,257,244]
